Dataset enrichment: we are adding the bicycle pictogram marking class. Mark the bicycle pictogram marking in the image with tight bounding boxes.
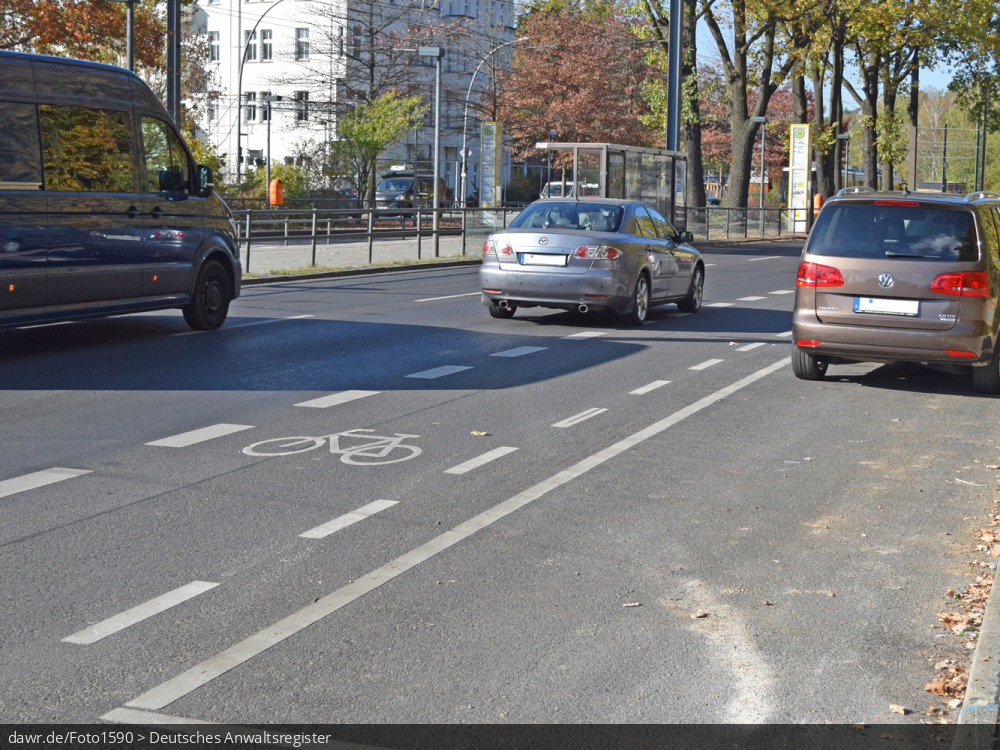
[243,429,421,465]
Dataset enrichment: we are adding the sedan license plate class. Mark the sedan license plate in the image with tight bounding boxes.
[519,252,567,267]
[853,297,919,316]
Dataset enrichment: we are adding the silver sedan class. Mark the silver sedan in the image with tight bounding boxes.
[480,199,704,325]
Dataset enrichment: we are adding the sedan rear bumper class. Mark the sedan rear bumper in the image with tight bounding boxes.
[480,267,631,310]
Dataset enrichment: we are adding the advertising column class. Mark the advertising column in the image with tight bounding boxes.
[479,122,502,209]
[789,124,811,233]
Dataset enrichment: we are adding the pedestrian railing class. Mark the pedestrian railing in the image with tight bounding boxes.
[685,207,809,242]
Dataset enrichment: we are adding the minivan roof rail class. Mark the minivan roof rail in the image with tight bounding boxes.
[965,191,1000,202]
[836,186,875,196]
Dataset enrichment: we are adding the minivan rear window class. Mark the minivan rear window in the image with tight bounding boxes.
[809,203,979,262]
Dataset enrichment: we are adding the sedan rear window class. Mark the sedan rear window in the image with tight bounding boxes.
[510,202,624,232]
[809,203,979,261]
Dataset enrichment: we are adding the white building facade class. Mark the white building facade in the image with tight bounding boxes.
[196,0,514,197]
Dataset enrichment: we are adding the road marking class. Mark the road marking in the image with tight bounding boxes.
[705,263,717,266]
[689,358,723,370]
[444,447,519,475]
[737,342,766,352]
[561,331,607,340]
[63,581,218,645]
[665,311,692,317]
[101,708,215,725]
[120,358,789,712]
[707,302,734,307]
[146,424,254,448]
[414,292,481,302]
[299,500,398,539]
[769,290,795,295]
[748,256,780,262]
[405,365,472,379]
[16,321,76,330]
[738,296,767,301]
[172,315,314,337]
[0,467,92,500]
[294,390,379,409]
[551,407,608,428]
[630,380,671,395]
[491,346,548,358]
[776,330,793,337]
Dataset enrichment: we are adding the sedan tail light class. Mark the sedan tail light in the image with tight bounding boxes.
[483,241,492,255]
[929,271,990,297]
[797,261,844,287]
[498,242,514,256]
[575,245,622,260]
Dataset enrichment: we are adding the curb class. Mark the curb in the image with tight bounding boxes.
[241,258,482,285]
[953,570,1000,748]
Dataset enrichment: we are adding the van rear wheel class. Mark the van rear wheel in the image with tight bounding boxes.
[183,260,231,330]
[792,348,828,380]
[972,349,1000,394]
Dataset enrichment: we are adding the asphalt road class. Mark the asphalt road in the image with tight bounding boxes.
[1,238,995,728]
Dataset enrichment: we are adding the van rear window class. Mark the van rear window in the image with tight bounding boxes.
[809,203,979,261]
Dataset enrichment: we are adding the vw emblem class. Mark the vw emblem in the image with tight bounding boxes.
[878,273,894,289]
[538,237,548,245]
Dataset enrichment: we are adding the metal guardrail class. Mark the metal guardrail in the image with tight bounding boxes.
[685,207,809,242]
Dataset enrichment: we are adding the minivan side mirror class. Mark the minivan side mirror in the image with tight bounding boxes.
[197,165,214,198]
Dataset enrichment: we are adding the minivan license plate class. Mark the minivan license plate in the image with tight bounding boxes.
[853,297,919,316]
[519,253,567,266]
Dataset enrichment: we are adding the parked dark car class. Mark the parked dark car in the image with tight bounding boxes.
[375,169,453,213]
[0,50,240,331]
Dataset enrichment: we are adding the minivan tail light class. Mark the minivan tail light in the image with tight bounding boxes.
[797,261,844,287]
[930,271,990,297]
[874,200,920,206]
[796,340,822,347]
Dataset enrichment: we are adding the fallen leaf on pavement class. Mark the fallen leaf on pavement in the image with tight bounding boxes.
[890,704,907,715]
[946,588,956,598]
[955,478,987,487]
[828,592,835,597]
[692,610,708,619]
[623,602,641,607]
[471,431,490,436]
[948,699,962,709]
[988,465,1000,469]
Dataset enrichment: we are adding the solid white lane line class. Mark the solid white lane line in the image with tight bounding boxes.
[738,296,767,301]
[445,447,519,475]
[748,256,780,262]
[776,330,793,337]
[561,331,607,340]
[0,468,92,500]
[491,346,548,358]
[769,290,795,295]
[414,292,481,302]
[101,708,215,725]
[64,581,219,645]
[295,390,379,409]
[551,407,608,428]
[689,358,723,370]
[16,321,76,330]
[145,424,254,448]
[122,358,788,712]
[737,342,766,352]
[172,315,314,337]
[405,365,472,379]
[707,302,734,307]
[705,263,717,266]
[630,380,671,395]
[299,500,398,540]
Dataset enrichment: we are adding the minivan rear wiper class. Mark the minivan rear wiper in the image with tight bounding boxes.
[885,250,929,258]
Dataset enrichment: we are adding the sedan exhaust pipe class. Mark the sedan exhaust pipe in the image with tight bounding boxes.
[499,300,511,310]
[578,304,589,314]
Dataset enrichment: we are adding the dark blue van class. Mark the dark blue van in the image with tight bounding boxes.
[0,50,240,330]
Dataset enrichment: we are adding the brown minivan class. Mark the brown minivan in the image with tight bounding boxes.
[792,188,1000,393]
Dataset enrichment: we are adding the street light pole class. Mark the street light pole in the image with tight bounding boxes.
[263,95,282,211]
[837,133,850,189]
[106,0,138,72]
[418,46,446,257]
[546,129,557,196]
[751,116,766,237]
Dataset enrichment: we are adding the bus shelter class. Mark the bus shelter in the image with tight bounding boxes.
[535,142,688,229]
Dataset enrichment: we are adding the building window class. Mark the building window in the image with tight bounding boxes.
[244,30,257,62]
[261,30,272,61]
[352,25,361,58]
[338,25,344,55]
[259,91,271,121]
[209,31,220,62]
[244,91,256,121]
[208,99,218,122]
[248,149,263,166]
[295,28,309,60]
[294,91,308,122]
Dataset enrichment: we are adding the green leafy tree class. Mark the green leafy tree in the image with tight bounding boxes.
[328,91,427,204]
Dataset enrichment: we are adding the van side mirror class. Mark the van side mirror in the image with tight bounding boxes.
[197,165,214,198]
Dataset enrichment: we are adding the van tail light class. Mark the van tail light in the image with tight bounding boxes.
[797,262,844,287]
[576,245,621,260]
[930,271,990,297]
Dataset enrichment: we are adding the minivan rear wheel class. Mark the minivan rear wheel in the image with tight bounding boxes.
[183,260,231,330]
[972,349,1000,394]
[792,348,828,380]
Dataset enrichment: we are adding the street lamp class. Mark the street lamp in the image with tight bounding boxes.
[417,46,446,256]
[751,116,766,209]
[105,0,138,71]
[263,95,282,210]
[546,129,557,197]
[837,133,851,188]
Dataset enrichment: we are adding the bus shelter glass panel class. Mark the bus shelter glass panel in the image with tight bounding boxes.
[673,157,686,229]
[577,148,602,196]
[641,153,663,211]
[544,149,574,197]
[625,151,642,201]
[656,155,673,218]
[608,152,624,199]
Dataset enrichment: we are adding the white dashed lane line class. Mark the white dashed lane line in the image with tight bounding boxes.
[551,408,608,428]
[405,365,473,379]
[444,447,519,475]
[777,331,793,337]
[561,331,607,340]
[630,380,671,395]
[491,346,548,358]
[299,500,398,540]
[738,296,767,301]
[0,467,92,500]
[171,315,314,337]
[748,256,780,262]
[414,292,481,302]
[145,424,254,448]
[707,302,734,308]
[769,290,795,295]
[737,342,766,352]
[63,581,219,645]
[295,390,380,409]
[689,359,723,370]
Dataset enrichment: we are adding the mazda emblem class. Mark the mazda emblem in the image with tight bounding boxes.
[878,273,893,289]
[538,237,548,245]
